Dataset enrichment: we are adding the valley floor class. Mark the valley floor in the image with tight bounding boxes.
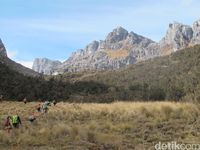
[0,101,200,150]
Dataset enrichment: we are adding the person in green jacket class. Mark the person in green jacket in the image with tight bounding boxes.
[11,115,22,128]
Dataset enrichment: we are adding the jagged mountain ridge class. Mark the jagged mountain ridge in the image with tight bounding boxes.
[32,19,200,74]
[58,27,159,73]
[0,39,39,77]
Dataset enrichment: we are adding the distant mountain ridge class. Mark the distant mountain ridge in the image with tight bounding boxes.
[33,19,200,75]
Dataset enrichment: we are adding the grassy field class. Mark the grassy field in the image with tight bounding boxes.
[0,101,200,150]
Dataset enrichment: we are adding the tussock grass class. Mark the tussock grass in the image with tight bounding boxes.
[0,101,200,149]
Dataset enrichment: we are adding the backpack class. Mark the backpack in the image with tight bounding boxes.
[12,115,18,124]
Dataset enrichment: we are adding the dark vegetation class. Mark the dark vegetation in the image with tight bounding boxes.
[62,45,200,102]
[0,62,108,101]
[1,45,200,102]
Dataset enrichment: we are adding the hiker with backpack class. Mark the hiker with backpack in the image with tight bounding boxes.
[23,97,27,104]
[52,100,57,106]
[4,116,12,133]
[11,115,22,128]
[28,113,36,123]
[36,103,41,112]
[42,101,51,113]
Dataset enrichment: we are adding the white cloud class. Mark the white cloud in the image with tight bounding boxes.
[16,60,33,69]
[7,50,18,59]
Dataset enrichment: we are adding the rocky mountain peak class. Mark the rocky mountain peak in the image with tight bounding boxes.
[167,22,193,42]
[32,19,200,74]
[0,39,7,57]
[160,22,193,55]
[105,26,128,43]
[114,26,128,34]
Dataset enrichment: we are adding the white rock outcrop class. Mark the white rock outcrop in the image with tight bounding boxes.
[32,58,61,75]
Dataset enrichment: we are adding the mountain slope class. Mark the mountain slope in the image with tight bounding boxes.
[0,59,108,101]
[62,45,200,101]
[0,39,39,77]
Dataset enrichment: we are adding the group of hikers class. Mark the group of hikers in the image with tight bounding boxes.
[2,97,57,133]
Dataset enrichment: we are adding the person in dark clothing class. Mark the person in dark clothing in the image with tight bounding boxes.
[36,104,41,112]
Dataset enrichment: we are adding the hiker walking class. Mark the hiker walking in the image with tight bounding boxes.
[11,115,22,128]
[36,103,41,112]
[4,116,12,133]
[42,101,51,113]
[28,113,36,123]
[52,100,57,106]
[23,97,27,104]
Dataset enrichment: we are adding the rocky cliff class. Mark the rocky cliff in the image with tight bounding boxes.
[32,19,200,74]
[191,19,200,45]
[159,22,193,55]
[32,58,61,75]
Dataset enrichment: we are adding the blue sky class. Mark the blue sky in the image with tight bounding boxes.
[0,0,200,68]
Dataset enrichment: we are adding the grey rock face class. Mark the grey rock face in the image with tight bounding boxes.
[32,19,200,74]
[191,19,200,44]
[0,39,7,57]
[85,41,99,54]
[160,22,193,55]
[55,27,157,73]
[32,58,61,75]
[105,26,128,44]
